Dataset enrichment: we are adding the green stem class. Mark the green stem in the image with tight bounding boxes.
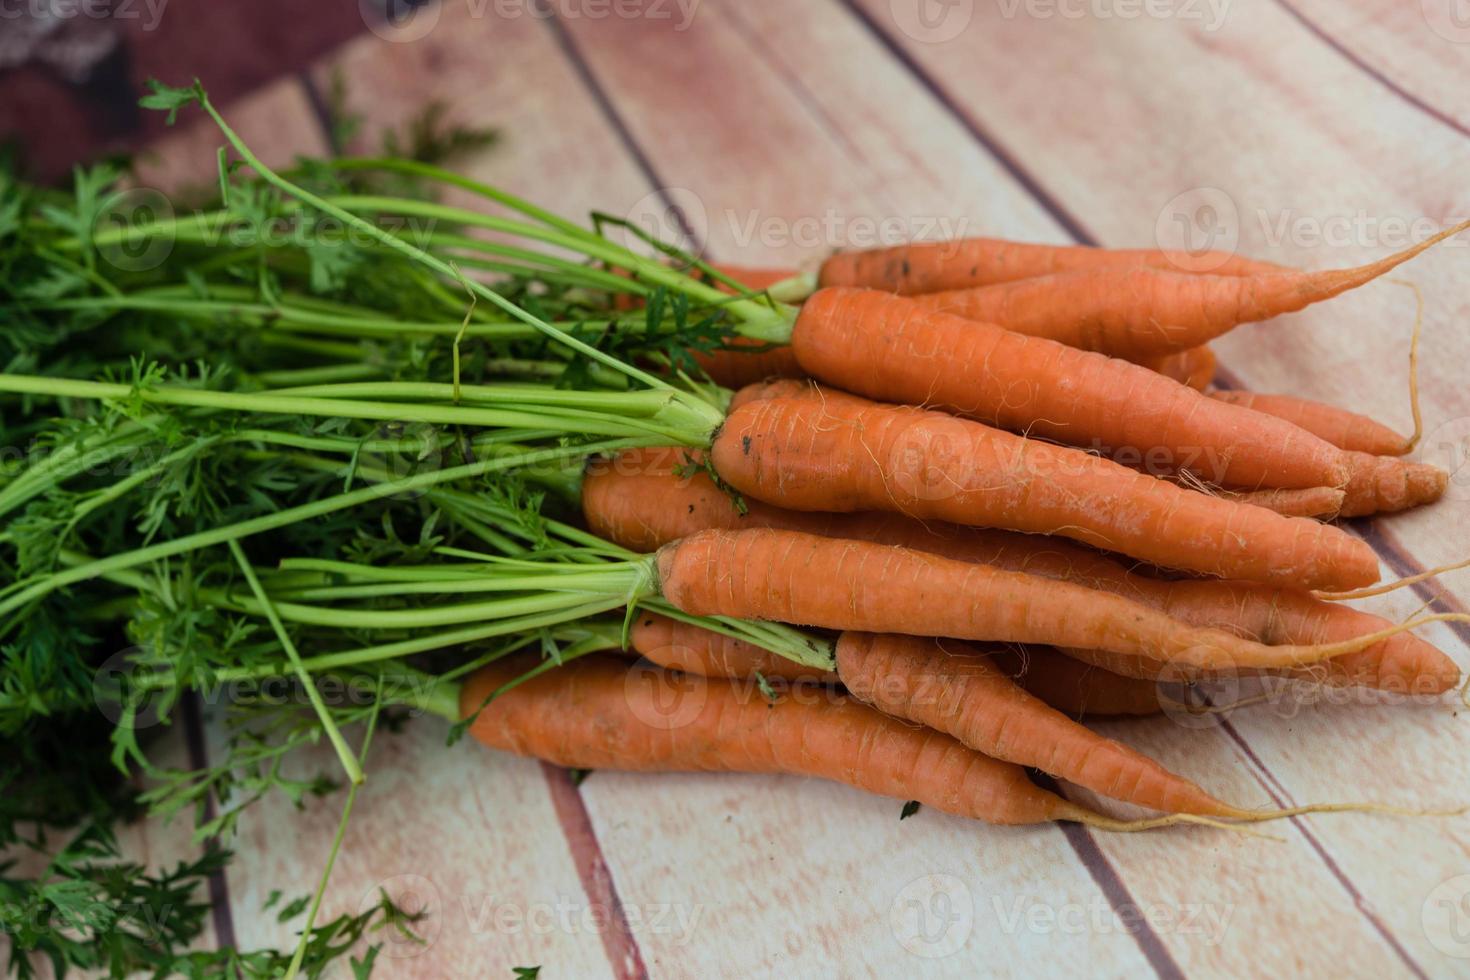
[0,374,715,445]
[0,438,648,623]
[228,540,365,785]
[284,681,384,980]
[194,93,684,391]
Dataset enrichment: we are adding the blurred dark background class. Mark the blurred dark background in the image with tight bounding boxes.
[0,0,384,181]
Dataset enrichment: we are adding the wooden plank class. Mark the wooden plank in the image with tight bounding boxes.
[215,714,618,979]
[835,1,1470,970]
[580,771,1154,978]
[551,1,1440,974]
[1280,0,1470,136]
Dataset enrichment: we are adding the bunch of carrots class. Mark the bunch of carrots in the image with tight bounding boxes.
[11,86,1470,972]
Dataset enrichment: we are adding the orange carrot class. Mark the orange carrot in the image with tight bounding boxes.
[1144,346,1217,391]
[905,220,1470,360]
[1338,452,1448,518]
[460,654,1179,828]
[654,528,1404,672]
[1209,390,1413,456]
[686,265,807,387]
[708,381,1377,590]
[988,646,1164,718]
[818,239,1283,294]
[835,632,1241,816]
[1219,486,1345,519]
[691,342,804,389]
[629,615,1224,813]
[581,450,1458,694]
[631,611,1159,718]
[788,288,1353,491]
[630,612,834,683]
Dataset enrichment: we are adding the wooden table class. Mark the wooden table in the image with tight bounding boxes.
[120,1,1470,976]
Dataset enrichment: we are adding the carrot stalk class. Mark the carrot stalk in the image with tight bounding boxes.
[1337,452,1448,518]
[833,632,1247,816]
[787,289,1354,491]
[460,654,1235,830]
[581,451,1459,694]
[987,646,1164,718]
[906,219,1470,360]
[631,614,1229,814]
[653,528,1422,672]
[1144,346,1217,391]
[633,611,1162,718]
[1209,391,1414,457]
[816,239,1284,295]
[710,382,1376,590]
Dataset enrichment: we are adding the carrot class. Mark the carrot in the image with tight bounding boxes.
[817,239,1283,294]
[709,381,1377,590]
[691,342,803,389]
[1143,346,1216,391]
[905,219,1470,360]
[630,612,834,683]
[459,653,1204,829]
[1338,452,1448,518]
[988,646,1164,718]
[581,450,1459,694]
[1209,390,1413,456]
[655,528,1412,672]
[629,615,1226,814]
[1220,486,1345,519]
[834,632,1244,816]
[631,611,1160,718]
[788,288,1353,491]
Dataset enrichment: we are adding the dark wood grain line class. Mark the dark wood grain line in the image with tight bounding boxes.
[296,70,341,155]
[540,12,700,250]
[1036,778,1187,980]
[1214,721,1431,980]
[540,764,651,980]
[181,693,237,953]
[1270,0,1470,142]
[834,0,1097,245]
